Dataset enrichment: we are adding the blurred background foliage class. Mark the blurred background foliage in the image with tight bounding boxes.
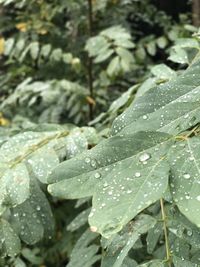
[0,0,200,266]
[0,0,199,126]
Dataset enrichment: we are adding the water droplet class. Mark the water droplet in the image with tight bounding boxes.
[85,157,91,163]
[187,229,193,236]
[135,172,141,177]
[183,173,190,179]
[184,114,189,119]
[196,196,200,201]
[94,172,101,179]
[91,159,96,168]
[143,115,148,120]
[139,153,151,163]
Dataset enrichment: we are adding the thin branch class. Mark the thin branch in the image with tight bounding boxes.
[9,131,69,169]
[87,0,94,120]
[192,0,200,27]
[160,198,172,267]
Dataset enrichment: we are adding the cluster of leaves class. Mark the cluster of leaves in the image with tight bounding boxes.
[0,123,100,266]
[1,78,89,124]
[1,47,200,266]
[0,0,197,123]
[1,0,200,267]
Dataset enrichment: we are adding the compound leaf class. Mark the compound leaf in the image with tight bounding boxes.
[112,57,200,136]
[48,131,172,237]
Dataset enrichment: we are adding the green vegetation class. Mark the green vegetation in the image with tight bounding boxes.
[0,0,200,266]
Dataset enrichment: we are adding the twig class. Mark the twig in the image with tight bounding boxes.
[87,0,94,120]
[160,198,172,267]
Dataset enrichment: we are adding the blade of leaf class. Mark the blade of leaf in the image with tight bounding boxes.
[101,214,156,267]
[0,219,21,257]
[169,137,200,227]
[111,57,200,136]
[48,131,172,237]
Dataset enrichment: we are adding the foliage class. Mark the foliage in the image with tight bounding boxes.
[1,0,200,267]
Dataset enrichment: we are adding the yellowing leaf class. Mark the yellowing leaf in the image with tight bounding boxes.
[86,96,96,106]
[37,28,48,35]
[0,113,9,126]
[0,38,5,55]
[16,22,27,32]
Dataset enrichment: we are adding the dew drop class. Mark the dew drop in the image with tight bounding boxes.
[135,172,141,177]
[91,159,96,168]
[143,115,148,120]
[139,153,151,163]
[184,114,189,119]
[85,157,91,163]
[187,229,193,236]
[183,173,190,179]
[94,172,101,179]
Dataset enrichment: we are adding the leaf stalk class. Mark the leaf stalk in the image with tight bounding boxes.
[160,198,172,267]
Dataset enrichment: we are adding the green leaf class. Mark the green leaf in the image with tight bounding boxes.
[138,260,166,267]
[116,47,134,63]
[0,219,21,257]
[107,56,120,77]
[67,208,91,232]
[66,229,101,267]
[0,163,30,207]
[122,258,137,267]
[48,131,171,237]
[41,44,52,58]
[135,78,156,99]
[173,255,199,267]
[21,248,43,265]
[146,41,156,56]
[50,48,63,61]
[115,38,135,49]
[62,53,73,63]
[169,137,200,228]
[101,26,132,41]
[151,64,176,80]
[13,39,25,57]
[4,38,15,55]
[85,36,110,57]
[11,178,54,244]
[147,222,163,254]
[112,57,200,136]
[156,36,168,49]
[174,38,199,49]
[101,214,156,267]
[27,147,59,183]
[29,42,39,60]
[168,47,189,64]
[168,209,200,249]
[14,258,26,267]
[94,49,114,63]
[108,85,137,114]
[0,125,95,215]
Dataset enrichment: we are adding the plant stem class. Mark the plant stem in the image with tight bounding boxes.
[87,0,94,120]
[9,131,69,169]
[192,0,200,27]
[160,198,172,267]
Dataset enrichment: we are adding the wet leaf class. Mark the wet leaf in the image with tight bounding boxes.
[169,137,200,228]
[48,131,172,237]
